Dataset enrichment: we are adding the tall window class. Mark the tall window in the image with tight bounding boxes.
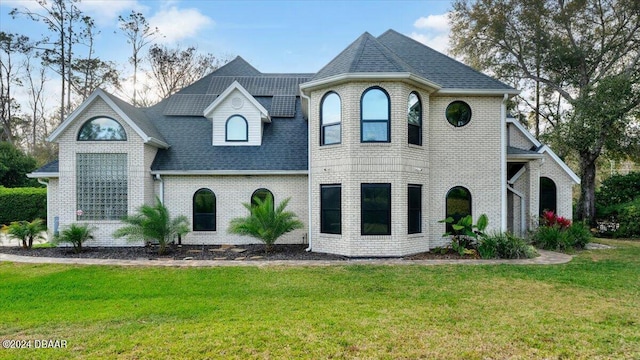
[408,92,422,145]
[445,186,472,233]
[361,183,391,235]
[78,117,127,141]
[226,115,248,142]
[539,177,557,215]
[321,92,341,145]
[361,87,390,142]
[321,185,341,234]
[408,184,422,234]
[193,188,216,231]
[76,153,127,220]
[251,188,274,209]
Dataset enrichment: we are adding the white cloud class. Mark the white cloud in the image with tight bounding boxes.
[76,0,144,23]
[413,14,450,32]
[411,12,452,54]
[149,6,213,44]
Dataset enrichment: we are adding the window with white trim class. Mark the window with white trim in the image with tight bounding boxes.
[76,153,128,220]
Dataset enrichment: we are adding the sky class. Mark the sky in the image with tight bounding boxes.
[0,0,454,108]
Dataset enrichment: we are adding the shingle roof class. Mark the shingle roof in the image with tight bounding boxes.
[149,97,308,171]
[101,91,168,144]
[33,160,59,173]
[376,30,515,91]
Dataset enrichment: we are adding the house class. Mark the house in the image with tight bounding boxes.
[28,30,579,257]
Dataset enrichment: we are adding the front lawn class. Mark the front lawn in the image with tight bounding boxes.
[0,239,638,359]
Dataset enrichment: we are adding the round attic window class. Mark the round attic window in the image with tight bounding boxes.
[231,97,244,109]
[445,101,472,127]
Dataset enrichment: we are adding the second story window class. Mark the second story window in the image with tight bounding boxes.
[361,87,390,143]
[321,92,341,145]
[408,92,422,145]
[226,115,248,142]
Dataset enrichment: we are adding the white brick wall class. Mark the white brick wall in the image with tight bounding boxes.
[162,175,308,245]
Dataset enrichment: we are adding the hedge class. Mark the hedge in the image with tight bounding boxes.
[0,187,47,226]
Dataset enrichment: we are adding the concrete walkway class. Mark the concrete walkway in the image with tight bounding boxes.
[0,250,572,267]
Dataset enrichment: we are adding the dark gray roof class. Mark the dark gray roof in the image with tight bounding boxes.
[376,30,515,91]
[33,160,59,173]
[149,97,308,171]
[311,32,419,81]
[102,91,168,144]
[163,94,218,116]
[507,146,542,156]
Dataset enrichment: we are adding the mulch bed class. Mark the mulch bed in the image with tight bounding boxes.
[0,244,476,261]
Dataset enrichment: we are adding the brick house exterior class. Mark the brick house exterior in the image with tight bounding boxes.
[29,30,579,256]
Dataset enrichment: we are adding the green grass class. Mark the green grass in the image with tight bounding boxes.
[0,239,639,359]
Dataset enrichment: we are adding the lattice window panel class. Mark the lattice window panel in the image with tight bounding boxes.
[76,153,128,220]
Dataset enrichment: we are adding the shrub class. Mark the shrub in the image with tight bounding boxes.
[1,218,47,249]
[0,142,40,187]
[113,197,189,255]
[614,202,640,238]
[596,171,640,213]
[531,220,592,251]
[439,214,489,255]
[228,196,303,252]
[55,224,94,253]
[531,225,565,250]
[566,221,592,249]
[0,187,47,225]
[479,231,537,259]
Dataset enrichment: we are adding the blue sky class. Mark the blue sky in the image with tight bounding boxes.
[1,0,453,73]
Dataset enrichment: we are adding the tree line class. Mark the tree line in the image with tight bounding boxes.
[0,0,228,164]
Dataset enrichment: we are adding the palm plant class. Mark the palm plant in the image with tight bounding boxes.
[1,218,47,249]
[55,223,94,253]
[113,197,189,255]
[228,196,303,252]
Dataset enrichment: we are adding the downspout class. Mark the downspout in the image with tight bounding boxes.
[154,173,164,204]
[501,93,508,232]
[507,185,526,236]
[300,90,313,252]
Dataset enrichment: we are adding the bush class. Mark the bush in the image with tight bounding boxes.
[478,231,537,259]
[0,187,47,225]
[55,224,94,253]
[531,225,565,250]
[0,142,40,187]
[596,171,640,214]
[615,202,640,238]
[531,221,592,251]
[566,221,592,249]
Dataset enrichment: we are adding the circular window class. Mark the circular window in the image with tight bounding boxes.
[446,101,472,127]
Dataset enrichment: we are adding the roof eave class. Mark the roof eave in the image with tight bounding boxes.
[300,72,442,93]
[151,170,308,176]
[507,154,544,160]
[27,172,59,178]
[435,88,520,97]
[146,137,171,149]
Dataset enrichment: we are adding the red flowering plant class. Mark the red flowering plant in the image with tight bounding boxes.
[541,210,572,229]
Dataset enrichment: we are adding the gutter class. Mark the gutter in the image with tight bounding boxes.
[300,89,312,252]
[154,174,164,204]
[501,93,508,232]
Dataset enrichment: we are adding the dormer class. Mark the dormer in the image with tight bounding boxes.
[204,81,270,146]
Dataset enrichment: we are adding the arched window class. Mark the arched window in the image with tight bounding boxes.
[251,188,274,210]
[408,92,422,145]
[539,177,557,215]
[226,115,248,142]
[321,92,341,145]
[77,117,127,141]
[193,188,216,231]
[361,87,390,142]
[446,186,472,233]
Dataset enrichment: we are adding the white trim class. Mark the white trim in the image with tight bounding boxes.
[150,170,308,176]
[508,165,527,185]
[507,185,527,235]
[539,145,581,184]
[27,172,59,178]
[506,117,541,147]
[47,88,169,148]
[300,72,441,93]
[203,81,270,122]
[507,153,544,160]
[500,94,508,231]
[436,88,520,96]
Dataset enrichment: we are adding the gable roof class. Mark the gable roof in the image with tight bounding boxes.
[203,80,270,122]
[507,118,580,184]
[47,88,169,148]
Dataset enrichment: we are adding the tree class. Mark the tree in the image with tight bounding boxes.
[228,196,303,252]
[2,218,46,249]
[450,0,640,224]
[113,197,189,255]
[0,32,30,144]
[118,11,160,106]
[23,53,48,153]
[11,0,90,123]
[0,141,39,187]
[147,44,222,101]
